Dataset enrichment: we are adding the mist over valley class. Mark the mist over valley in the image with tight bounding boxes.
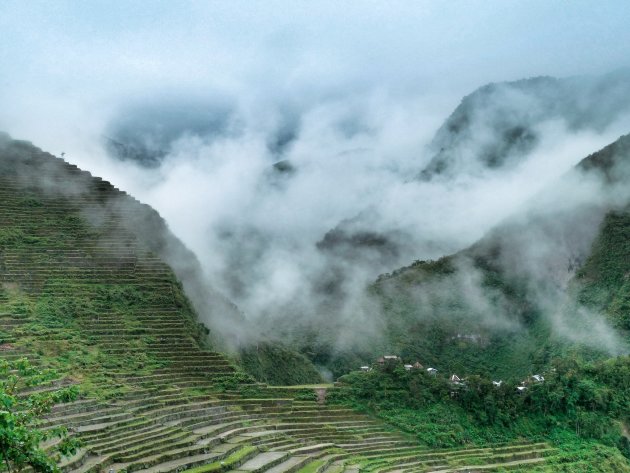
[1,3,630,470]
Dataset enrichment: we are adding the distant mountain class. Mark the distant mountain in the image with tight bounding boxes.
[309,70,630,308]
[420,70,630,180]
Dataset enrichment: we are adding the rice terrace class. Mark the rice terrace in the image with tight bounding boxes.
[1,2,630,472]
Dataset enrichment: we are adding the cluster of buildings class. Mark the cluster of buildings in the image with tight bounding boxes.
[516,374,545,392]
[359,355,442,377]
[360,355,546,393]
[360,355,431,372]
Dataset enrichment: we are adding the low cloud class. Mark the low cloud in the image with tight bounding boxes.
[72,81,628,357]
[1,3,630,356]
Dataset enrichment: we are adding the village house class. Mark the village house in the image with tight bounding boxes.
[450,333,488,347]
[521,374,545,386]
[377,355,400,365]
[427,367,438,375]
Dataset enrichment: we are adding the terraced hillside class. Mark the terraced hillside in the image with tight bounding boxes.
[0,135,567,472]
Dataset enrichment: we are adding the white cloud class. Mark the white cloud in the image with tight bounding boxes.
[1,1,630,351]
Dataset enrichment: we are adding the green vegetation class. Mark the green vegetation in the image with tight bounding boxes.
[0,133,629,471]
[365,253,550,380]
[180,445,258,473]
[527,442,630,472]
[0,358,80,472]
[295,459,325,473]
[576,209,630,330]
[330,356,630,464]
[238,341,323,385]
[321,137,630,387]
[320,194,630,392]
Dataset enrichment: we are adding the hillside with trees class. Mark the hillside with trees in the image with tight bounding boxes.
[5,133,625,471]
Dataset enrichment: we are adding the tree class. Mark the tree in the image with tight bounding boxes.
[0,357,80,472]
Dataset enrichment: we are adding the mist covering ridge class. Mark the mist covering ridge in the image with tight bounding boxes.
[70,71,628,359]
[421,69,630,180]
[3,125,627,380]
[3,4,630,465]
[4,70,630,380]
[369,133,630,378]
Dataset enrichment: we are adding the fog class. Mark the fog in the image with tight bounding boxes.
[1,1,630,353]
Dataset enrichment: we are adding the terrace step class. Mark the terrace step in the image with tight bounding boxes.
[132,445,239,473]
[0,165,559,473]
[238,451,291,473]
[320,460,345,473]
[425,456,547,472]
[120,442,241,472]
[265,455,312,473]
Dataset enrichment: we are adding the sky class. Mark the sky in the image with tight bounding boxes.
[1,1,630,347]
[2,1,630,149]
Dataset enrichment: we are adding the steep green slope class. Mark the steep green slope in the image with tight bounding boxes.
[0,132,321,386]
[329,130,630,465]
[319,135,630,467]
[365,134,630,381]
[331,355,630,471]
[574,131,630,329]
[238,341,324,385]
[575,210,630,330]
[0,134,216,390]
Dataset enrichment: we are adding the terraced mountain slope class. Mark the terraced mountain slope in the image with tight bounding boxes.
[0,135,574,472]
[328,133,629,382]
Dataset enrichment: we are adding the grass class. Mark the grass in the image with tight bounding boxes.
[321,463,344,473]
[295,459,326,473]
[238,341,324,386]
[180,445,258,473]
[575,210,630,330]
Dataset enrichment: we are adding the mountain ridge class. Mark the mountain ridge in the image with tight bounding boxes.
[1,132,602,472]
[420,70,630,180]
[367,132,630,379]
